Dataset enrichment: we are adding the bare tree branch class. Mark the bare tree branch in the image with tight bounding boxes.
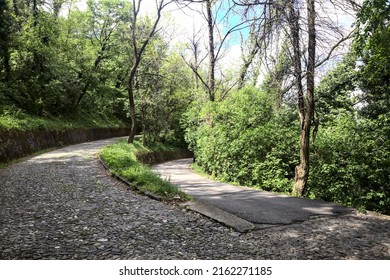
[315,28,356,68]
[181,54,211,92]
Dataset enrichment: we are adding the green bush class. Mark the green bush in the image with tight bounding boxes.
[183,86,299,193]
[308,113,390,214]
[184,85,390,214]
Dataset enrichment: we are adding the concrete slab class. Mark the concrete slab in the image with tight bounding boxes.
[182,200,255,233]
[152,158,352,225]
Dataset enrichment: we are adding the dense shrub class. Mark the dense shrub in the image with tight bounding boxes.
[183,87,299,193]
[184,87,390,214]
[308,113,390,214]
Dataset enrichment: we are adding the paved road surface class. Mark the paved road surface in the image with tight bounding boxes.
[152,158,351,226]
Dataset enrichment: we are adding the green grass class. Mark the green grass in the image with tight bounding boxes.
[99,139,190,201]
[0,106,127,131]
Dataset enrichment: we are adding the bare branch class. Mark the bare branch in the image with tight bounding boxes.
[315,28,356,68]
[181,54,210,92]
[232,0,274,7]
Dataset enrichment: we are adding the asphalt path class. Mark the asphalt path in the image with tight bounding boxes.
[152,158,352,225]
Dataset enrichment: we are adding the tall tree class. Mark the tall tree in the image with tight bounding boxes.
[205,0,216,101]
[237,24,261,90]
[127,0,172,143]
[291,0,316,195]
[187,28,204,90]
[179,0,250,101]
[234,0,355,195]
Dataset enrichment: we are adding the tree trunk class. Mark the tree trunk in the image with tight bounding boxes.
[237,28,260,90]
[237,46,258,90]
[3,49,10,82]
[127,67,137,143]
[0,0,11,82]
[76,81,90,105]
[206,0,215,101]
[126,0,166,143]
[294,117,311,195]
[76,52,105,105]
[12,0,19,16]
[141,98,147,146]
[193,43,200,90]
[33,0,38,24]
[293,0,316,196]
[53,0,63,18]
[288,1,305,195]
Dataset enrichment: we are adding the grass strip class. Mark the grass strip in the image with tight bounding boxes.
[99,139,190,202]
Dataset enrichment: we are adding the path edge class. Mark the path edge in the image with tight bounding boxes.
[182,200,255,233]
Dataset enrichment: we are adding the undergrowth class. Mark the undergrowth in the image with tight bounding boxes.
[0,106,127,131]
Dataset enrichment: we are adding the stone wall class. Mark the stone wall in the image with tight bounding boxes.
[0,127,129,163]
[136,150,193,165]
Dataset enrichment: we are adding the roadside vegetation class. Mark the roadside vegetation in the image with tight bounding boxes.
[0,108,126,131]
[99,139,190,201]
[186,86,390,214]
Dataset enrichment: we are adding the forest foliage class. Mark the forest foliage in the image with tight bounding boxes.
[0,0,192,143]
[0,0,389,213]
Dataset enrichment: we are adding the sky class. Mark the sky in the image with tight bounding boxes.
[72,0,244,70]
[71,0,358,81]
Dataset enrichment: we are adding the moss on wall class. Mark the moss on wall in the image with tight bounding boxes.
[0,127,129,163]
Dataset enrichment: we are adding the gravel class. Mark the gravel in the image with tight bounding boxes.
[1,138,389,260]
